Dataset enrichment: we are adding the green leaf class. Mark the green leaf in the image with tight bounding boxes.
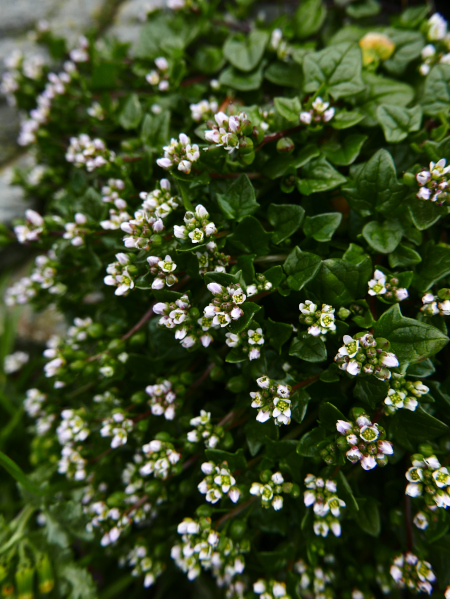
[119,94,142,130]
[408,197,449,231]
[353,377,389,410]
[303,212,342,242]
[422,64,450,117]
[337,471,359,512]
[0,450,47,496]
[244,419,277,457]
[192,45,225,74]
[360,71,414,126]
[264,265,285,288]
[382,29,425,75]
[322,134,368,166]
[413,243,450,291]
[219,65,263,91]
[205,448,248,470]
[331,110,365,129]
[303,42,365,99]
[294,0,327,39]
[319,402,346,431]
[291,389,311,423]
[228,216,271,256]
[388,243,422,268]
[283,247,322,290]
[377,104,422,143]
[343,243,369,264]
[265,144,320,179]
[141,111,170,148]
[274,96,302,122]
[362,220,403,254]
[407,359,435,379]
[307,257,372,306]
[268,204,305,244]
[58,562,97,599]
[228,303,262,334]
[296,427,326,457]
[393,407,449,441]
[343,149,407,217]
[265,61,303,87]
[373,304,449,364]
[297,156,347,195]
[216,175,259,222]
[223,30,269,72]
[267,318,293,353]
[346,0,380,18]
[225,347,248,363]
[289,334,327,363]
[354,498,380,537]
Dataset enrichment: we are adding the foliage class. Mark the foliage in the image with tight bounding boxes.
[1,1,450,598]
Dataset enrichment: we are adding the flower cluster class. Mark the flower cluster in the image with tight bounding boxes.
[421,290,450,316]
[174,204,217,245]
[101,178,125,203]
[300,97,334,125]
[84,500,132,547]
[145,380,179,420]
[416,159,450,204]
[405,454,450,508]
[368,270,408,302]
[203,282,246,327]
[146,56,170,91]
[100,412,134,448]
[63,212,88,246]
[190,99,219,122]
[24,388,47,418]
[124,543,165,588]
[17,60,78,146]
[187,411,225,448]
[419,13,450,75]
[5,253,65,306]
[384,374,429,414]
[225,327,265,361]
[87,101,105,120]
[250,470,295,510]
[246,274,273,297]
[100,199,131,231]
[104,253,136,296]
[139,439,181,480]
[198,461,240,504]
[65,134,115,172]
[336,409,393,470]
[303,475,345,538]
[155,294,214,348]
[140,179,181,221]
[205,111,253,153]
[270,28,291,61]
[250,376,292,426]
[196,241,230,275]
[156,133,200,174]
[3,351,29,374]
[299,301,336,336]
[334,333,399,380]
[147,255,178,289]
[294,557,335,599]
[58,446,87,481]
[171,517,248,585]
[390,553,436,595]
[1,50,45,104]
[253,580,290,599]
[14,209,45,243]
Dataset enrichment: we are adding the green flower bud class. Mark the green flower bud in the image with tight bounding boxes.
[87,323,104,338]
[276,137,295,153]
[338,307,351,320]
[69,360,86,371]
[131,391,147,404]
[128,331,146,347]
[260,470,273,483]
[15,561,34,599]
[36,554,54,595]
[229,519,247,540]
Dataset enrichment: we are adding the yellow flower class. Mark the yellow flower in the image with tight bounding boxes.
[359,32,395,66]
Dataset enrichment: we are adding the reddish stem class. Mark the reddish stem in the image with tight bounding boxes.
[256,125,303,151]
[185,363,215,397]
[122,306,154,341]
[215,497,257,529]
[291,373,321,392]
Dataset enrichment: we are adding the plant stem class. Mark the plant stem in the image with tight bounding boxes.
[215,497,257,529]
[256,125,303,151]
[291,373,321,392]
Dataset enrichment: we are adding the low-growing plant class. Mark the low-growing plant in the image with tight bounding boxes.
[2,1,450,597]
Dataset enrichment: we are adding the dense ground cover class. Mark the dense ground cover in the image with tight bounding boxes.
[1,0,450,597]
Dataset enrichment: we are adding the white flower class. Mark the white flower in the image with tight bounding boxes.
[368,269,387,296]
[361,455,377,470]
[428,13,447,41]
[347,360,361,376]
[395,288,409,301]
[379,352,399,368]
[406,483,423,497]
[413,511,429,530]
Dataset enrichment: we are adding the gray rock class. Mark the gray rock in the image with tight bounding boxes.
[51,0,116,46]
[0,0,59,35]
[0,104,20,165]
[108,0,164,43]
[0,153,33,224]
